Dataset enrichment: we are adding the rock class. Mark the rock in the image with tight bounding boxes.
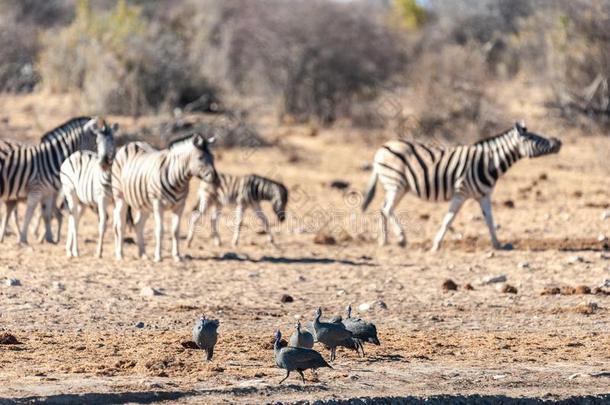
[360,162,372,171]
[336,289,345,296]
[463,283,475,291]
[247,272,260,278]
[598,234,608,242]
[538,173,548,181]
[599,279,610,288]
[486,251,495,259]
[52,281,65,291]
[329,180,350,190]
[313,232,336,245]
[374,300,388,310]
[574,285,591,295]
[541,286,561,295]
[0,332,20,345]
[499,284,518,294]
[442,279,458,292]
[517,261,530,269]
[4,278,20,287]
[567,256,584,264]
[502,200,515,208]
[134,322,145,328]
[602,210,610,220]
[479,274,507,285]
[140,287,162,297]
[280,294,294,303]
[358,302,371,312]
[296,275,306,282]
[293,314,302,320]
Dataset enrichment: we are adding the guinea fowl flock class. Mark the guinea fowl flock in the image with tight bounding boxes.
[191,305,381,384]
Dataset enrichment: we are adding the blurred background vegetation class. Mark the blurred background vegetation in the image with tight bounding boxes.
[0,0,609,141]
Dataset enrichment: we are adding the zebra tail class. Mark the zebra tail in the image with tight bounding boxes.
[361,169,378,212]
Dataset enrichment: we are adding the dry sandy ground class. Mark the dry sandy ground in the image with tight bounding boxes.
[0,101,609,403]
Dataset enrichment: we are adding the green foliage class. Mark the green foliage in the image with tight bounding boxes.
[391,0,427,30]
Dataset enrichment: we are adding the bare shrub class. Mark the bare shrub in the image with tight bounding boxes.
[183,0,407,125]
[39,0,218,115]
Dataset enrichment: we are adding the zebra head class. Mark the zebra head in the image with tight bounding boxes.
[85,118,118,170]
[272,182,288,222]
[190,133,217,183]
[514,122,562,158]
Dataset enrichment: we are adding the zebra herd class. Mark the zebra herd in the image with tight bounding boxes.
[0,117,562,260]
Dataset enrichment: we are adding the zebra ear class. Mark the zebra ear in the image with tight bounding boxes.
[192,133,205,148]
[514,121,526,134]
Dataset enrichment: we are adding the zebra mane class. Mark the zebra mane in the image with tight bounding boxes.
[473,126,517,146]
[167,133,196,149]
[40,116,93,143]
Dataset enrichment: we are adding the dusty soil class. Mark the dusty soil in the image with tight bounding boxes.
[1,94,609,404]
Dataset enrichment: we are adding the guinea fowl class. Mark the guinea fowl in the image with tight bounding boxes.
[289,321,314,349]
[312,307,355,361]
[274,330,331,383]
[341,304,380,356]
[192,315,219,361]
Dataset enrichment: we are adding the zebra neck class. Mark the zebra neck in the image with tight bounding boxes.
[163,152,192,191]
[482,132,523,178]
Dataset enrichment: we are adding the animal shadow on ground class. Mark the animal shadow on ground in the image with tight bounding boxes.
[200,253,377,267]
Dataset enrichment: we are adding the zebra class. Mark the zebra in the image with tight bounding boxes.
[186,173,288,247]
[60,122,118,258]
[0,117,109,244]
[0,140,65,244]
[362,122,562,251]
[111,133,217,262]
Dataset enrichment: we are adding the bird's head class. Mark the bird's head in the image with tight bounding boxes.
[274,329,282,342]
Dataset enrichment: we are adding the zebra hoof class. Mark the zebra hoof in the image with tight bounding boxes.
[153,256,162,263]
[173,255,183,263]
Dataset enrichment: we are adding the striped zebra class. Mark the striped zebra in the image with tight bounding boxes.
[60,121,118,258]
[111,133,217,262]
[362,122,562,251]
[186,173,288,247]
[0,117,109,244]
[0,140,64,244]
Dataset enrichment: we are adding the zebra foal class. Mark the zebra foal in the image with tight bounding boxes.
[60,121,118,257]
[0,117,112,244]
[186,173,288,247]
[362,122,561,251]
[112,133,217,262]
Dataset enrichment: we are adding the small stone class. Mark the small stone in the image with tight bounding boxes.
[280,294,294,303]
[541,286,561,295]
[486,251,495,259]
[499,284,518,294]
[313,232,336,245]
[479,274,507,285]
[247,272,260,278]
[293,314,302,320]
[358,302,371,312]
[4,278,20,286]
[503,200,515,209]
[518,261,530,269]
[598,234,608,242]
[329,180,350,190]
[601,210,610,220]
[374,300,388,310]
[567,256,584,264]
[134,322,145,328]
[360,162,372,171]
[336,289,345,296]
[296,275,306,282]
[0,332,20,345]
[463,283,475,291]
[599,279,610,288]
[52,281,65,291]
[442,279,458,292]
[574,285,591,295]
[140,287,162,297]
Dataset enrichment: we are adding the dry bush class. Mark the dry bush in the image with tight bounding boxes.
[181,0,407,125]
[39,0,218,116]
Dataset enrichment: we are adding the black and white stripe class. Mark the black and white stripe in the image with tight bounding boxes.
[0,117,106,244]
[362,122,562,250]
[186,173,288,247]
[60,121,118,257]
[112,134,217,262]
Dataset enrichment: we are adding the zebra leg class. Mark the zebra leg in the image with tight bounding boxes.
[379,188,403,246]
[431,195,466,252]
[186,197,207,248]
[384,189,406,247]
[171,205,184,262]
[64,191,78,257]
[252,201,274,245]
[20,193,43,245]
[134,210,150,259]
[152,200,164,262]
[41,196,55,244]
[71,203,84,257]
[211,205,221,246]
[113,198,128,260]
[54,204,64,244]
[478,195,501,249]
[232,204,244,247]
[95,197,109,258]
[0,201,17,242]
